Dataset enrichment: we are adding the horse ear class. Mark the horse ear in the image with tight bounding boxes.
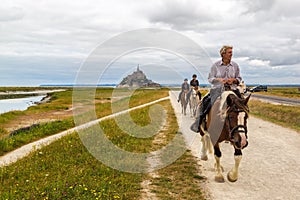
[243,94,251,105]
[226,94,235,106]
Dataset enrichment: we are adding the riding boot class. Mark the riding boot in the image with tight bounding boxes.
[190,116,200,132]
[197,91,202,100]
[190,94,211,133]
[190,103,206,133]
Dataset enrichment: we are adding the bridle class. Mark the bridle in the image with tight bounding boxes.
[226,107,248,145]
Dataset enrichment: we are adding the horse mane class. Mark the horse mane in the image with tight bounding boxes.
[219,91,249,119]
[219,91,235,118]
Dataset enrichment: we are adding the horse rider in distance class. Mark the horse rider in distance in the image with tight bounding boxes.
[188,74,202,101]
[178,78,190,103]
[191,45,243,133]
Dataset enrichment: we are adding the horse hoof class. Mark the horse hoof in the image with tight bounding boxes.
[215,175,225,183]
[227,172,238,182]
[201,155,208,161]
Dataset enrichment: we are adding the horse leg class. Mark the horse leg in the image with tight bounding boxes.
[227,149,242,182]
[214,145,225,182]
[190,101,193,117]
[200,133,213,160]
[200,134,208,160]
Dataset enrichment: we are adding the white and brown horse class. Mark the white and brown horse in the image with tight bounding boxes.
[199,91,251,182]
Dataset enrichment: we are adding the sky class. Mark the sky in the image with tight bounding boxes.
[1,0,300,86]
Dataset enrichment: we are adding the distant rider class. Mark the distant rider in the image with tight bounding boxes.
[188,74,201,101]
[178,78,190,102]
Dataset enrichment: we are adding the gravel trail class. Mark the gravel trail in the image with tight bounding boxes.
[169,91,300,200]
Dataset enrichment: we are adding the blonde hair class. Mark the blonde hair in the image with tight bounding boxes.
[220,45,233,57]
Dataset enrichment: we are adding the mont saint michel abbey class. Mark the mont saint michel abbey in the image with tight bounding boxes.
[117,65,160,88]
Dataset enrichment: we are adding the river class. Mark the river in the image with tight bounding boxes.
[0,95,46,114]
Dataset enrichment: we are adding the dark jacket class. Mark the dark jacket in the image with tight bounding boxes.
[190,79,199,87]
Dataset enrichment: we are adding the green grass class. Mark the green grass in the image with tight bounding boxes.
[253,87,300,99]
[0,98,205,199]
[0,87,65,92]
[0,88,170,156]
[150,150,206,200]
[0,119,74,156]
[0,133,143,199]
[249,99,300,132]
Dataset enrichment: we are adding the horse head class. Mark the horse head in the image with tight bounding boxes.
[225,94,251,150]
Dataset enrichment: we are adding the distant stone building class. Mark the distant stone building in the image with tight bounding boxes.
[117,65,161,88]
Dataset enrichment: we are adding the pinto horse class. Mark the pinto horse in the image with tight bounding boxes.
[199,91,251,182]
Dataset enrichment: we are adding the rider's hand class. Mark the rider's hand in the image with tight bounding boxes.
[227,78,238,84]
[215,78,227,83]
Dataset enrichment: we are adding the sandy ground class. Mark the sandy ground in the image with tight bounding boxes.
[169,91,300,200]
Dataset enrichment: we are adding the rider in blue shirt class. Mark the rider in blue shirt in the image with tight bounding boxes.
[178,78,190,102]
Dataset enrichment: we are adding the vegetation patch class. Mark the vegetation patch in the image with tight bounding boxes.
[149,150,206,200]
[0,119,74,156]
[0,88,169,156]
[253,87,300,99]
[249,99,300,132]
[0,133,143,199]
[0,94,206,199]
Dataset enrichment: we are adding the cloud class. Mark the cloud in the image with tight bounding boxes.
[0,5,24,21]
[249,59,270,67]
[145,0,219,30]
[0,0,299,85]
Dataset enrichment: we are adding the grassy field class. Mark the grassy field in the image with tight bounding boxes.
[252,87,300,99]
[0,97,205,199]
[0,88,169,156]
[247,87,300,132]
[249,99,300,132]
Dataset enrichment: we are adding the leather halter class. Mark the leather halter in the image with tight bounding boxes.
[226,108,248,143]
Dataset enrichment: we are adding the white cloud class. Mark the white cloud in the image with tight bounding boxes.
[0,5,24,21]
[0,0,299,85]
[249,59,270,67]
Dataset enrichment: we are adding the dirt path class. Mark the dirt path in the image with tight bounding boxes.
[169,91,300,200]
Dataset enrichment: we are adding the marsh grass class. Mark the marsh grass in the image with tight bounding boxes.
[0,119,74,156]
[0,133,143,199]
[0,88,170,156]
[249,99,300,132]
[0,95,205,199]
[0,87,63,92]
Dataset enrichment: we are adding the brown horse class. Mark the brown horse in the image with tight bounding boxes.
[199,91,251,182]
